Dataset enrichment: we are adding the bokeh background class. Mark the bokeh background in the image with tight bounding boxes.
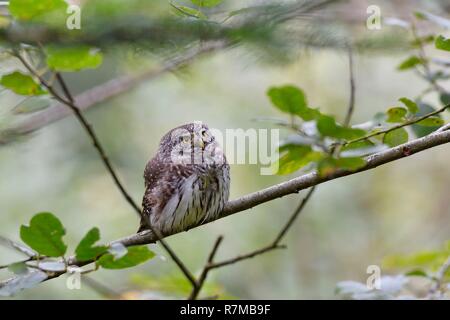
[0,0,449,299]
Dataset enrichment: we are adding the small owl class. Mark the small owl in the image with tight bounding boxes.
[139,122,230,235]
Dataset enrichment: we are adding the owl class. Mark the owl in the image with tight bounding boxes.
[139,122,230,235]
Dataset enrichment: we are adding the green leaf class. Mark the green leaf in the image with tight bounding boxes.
[416,117,444,127]
[9,0,67,21]
[267,85,320,121]
[405,269,429,278]
[383,128,408,147]
[275,144,323,175]
[397,56,425,70]
[386,107,407,123]
[20,212,67,257]
[317,156,366,177]
[97,245,155,269]
[317,115,366,140]
[440,93,450,106]
[46,46,103,72]
[412,103,443,137]
[435,35,450,52]
[75,228,108,262]
[341,140,375,152]
[0,72,47,96]
[399,97,419,114]
[8,262,28,275]
[190,0,223,8]
[171,5,207,19]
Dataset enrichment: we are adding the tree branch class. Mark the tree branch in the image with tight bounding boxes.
[344,104,450,145]
[1,41,227,145]
[13,49,199,289]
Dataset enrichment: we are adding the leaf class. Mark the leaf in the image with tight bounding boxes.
[97,245,155,269]
[275,144,323,175]
[8,262,28,275]
[386,107,407,123]
[172,5,207,19]
[316,115,366,140]
[46,46,103,72]
[412,103,443,137]
[9,0,67,21]
[317,156,366,177]
[416,117,444,127]
[440,93,450,106]
[267,85,320,121]
[0,72,47,96]
[341,140,375,151]
[397,56,425,70]
[20,212,67,257]
[435,35,450,52]
[405,269,429,278]
[0,270,47,297]
[399,98,419,114]
[383,250,448,271]
[190,0,223,8]
[383,128,408,147]
[75,228,108,262]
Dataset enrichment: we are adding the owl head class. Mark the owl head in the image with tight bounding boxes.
[158,122,225,166]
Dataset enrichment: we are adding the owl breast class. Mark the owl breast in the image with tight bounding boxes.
[148,163,230,234]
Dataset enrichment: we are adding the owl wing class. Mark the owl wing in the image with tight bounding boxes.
[139,156,193,233]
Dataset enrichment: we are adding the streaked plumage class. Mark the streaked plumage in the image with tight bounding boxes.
[139,122,230,235]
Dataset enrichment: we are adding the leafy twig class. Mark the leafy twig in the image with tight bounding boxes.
[344,104,450,145]
[13,49,198,289]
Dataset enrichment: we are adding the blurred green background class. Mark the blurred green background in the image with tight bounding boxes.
[0,0,449,299]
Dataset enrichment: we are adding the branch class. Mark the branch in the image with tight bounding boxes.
[113,127,450,249]
[343,46,355,127]
[1,41,227,145]
[344,104,450,145]
[188,236,224,300]
[13,49,199,289]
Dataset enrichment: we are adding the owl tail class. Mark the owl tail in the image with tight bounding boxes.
[137,217,149,233]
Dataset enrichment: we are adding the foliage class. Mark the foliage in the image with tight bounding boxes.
[0,212,155,296]
[336,242,450,300]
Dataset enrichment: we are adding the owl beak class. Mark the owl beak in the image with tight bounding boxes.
[194,138,205,150]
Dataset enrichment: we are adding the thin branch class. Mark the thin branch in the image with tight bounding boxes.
[1,41,227,145]
[429,255,450,297]
[188,236,223,300]
[343,46,355,127]
[344,104,450,145]
[7,127,450,286]
[210,186,316,270]
[13,49,198,289]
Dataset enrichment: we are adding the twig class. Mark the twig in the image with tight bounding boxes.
[4,128,450,287]
[188,236,223,300]
[188,187,316,299]
[210,186,315,270]
[344,104,450,145]
[1,41,227,145]
[82,275,122,299]
[13,49,198,289]
[429,255,450,297]
[343,46,355,127]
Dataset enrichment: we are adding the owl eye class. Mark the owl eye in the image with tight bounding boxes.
[201,129,207,137]
[179,134,190,143]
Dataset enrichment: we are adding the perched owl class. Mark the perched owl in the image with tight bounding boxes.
[139,122,230,235]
